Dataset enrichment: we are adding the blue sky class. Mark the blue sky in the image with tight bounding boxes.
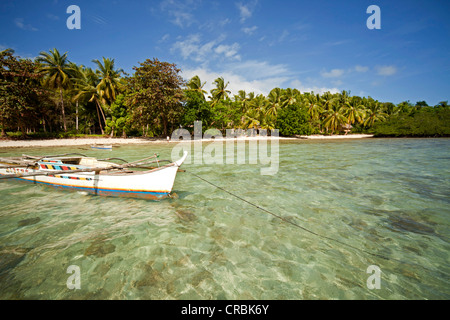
[1,0,449,105]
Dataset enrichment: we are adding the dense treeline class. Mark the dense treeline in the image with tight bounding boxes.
[1,48,449,138]
[371,104,450,137]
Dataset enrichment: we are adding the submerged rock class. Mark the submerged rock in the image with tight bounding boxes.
[175,209,197,222]
[0,253,26,275]
[387,214,436,236]
[134,262,163,288]
[0,247,31,275]
[18,217,41,227]
[84,240,116,258]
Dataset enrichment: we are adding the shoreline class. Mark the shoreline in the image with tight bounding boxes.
[0,134,374,148]
[298,134,374,140]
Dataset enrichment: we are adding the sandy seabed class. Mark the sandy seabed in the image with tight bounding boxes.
[0,134,374,148]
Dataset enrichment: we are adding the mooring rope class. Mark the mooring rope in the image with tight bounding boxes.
[186,170,450,281]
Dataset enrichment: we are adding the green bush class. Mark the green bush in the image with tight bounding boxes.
[276,104,312,136]
[372,107,450,137]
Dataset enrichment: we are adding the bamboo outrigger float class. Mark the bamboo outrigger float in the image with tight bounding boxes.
[0,151,188,200]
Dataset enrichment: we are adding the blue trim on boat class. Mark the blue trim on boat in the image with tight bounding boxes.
[7,176,169,198]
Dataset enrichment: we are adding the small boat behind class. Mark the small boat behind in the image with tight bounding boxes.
[0,152,188,200]
[91,144,112,150]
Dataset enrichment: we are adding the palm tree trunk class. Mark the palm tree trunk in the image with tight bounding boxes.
[98,103,107,126]
[59,88,67,132]
[162,114,168,137]
[96,101,104,135]
[76,101,79,134]
[1,119,5,137]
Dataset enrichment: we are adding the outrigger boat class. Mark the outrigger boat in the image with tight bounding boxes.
[91,144,113,150]
[0,151,188,200]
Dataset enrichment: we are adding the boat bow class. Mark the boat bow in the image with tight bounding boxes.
[175,151,188,167]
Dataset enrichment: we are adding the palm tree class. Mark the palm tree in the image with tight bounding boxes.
[234,90,255,127]
[209,77,231,106]
[266,88,282,118]
[322,100,347,134]
[303,92,324,132]
[280,88,300,108]
[68,62,85,134]
[187,75,207,99]
[242,108,261,130]
[397,100,414,114]
[383,102,399,116]
[342,96,365,126]
[92,57,124,106]
[338,90,351,104]
[73,67,106,134]
[244,94,269,130]
[304,92,323,121]
[363,101,388,128]
[36,48,74,132]
[321,91,335,111]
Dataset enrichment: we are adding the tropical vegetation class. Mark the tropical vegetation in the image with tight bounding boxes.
[1,48,449,138]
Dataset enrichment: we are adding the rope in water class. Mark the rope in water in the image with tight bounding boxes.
[186,170,450,281]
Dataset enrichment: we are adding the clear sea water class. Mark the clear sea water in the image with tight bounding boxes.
[0,138,449,300]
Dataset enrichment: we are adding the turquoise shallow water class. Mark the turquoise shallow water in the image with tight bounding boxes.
[0,138,449,299]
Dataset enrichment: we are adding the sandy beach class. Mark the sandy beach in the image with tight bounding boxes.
[0,134,374,148]
[298,134,374,139]
[0,138,157,148]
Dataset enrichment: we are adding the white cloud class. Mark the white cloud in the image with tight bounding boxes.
[171,34,202,61]
[237,3,252,23]
[226,60,289,79]
[218,18,231,27]
[46,13,60,21]
[171,34,240,62]
[159,33,170,43]
[199,18,231,33]
[236,1,258,23]
[181,63,290,97]
[215,43,241,61]
[376,65,397,76]
[14,18,38,31]
[172,11,194,28]
[160,0,197,28]
[242,26,258,35]
[321,68,345,78]
[279,30,289,42]
[290,80,340,95]
[325,40,351,47]
[354,65,369,73]
[181,61,341,98]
